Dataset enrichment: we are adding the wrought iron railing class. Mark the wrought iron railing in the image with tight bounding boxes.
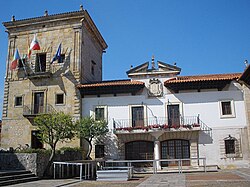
[113,115,212,135]
[23,104,56,116]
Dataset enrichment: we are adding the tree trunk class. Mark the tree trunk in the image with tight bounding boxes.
[43,147,56,177]
[86,139,92,160]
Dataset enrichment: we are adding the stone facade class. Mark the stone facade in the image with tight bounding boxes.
[0,152,82,177]
[1,9,107,149]
[238,66,250,163]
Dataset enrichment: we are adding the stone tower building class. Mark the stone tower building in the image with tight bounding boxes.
[1,7,107,149]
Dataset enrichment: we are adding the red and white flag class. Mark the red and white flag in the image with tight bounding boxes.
[10,48,20,70]
[29,34,40,50]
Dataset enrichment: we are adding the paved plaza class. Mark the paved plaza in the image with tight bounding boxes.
[7,168,250,187]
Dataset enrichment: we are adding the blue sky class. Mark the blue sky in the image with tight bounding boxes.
[0,0,250,117]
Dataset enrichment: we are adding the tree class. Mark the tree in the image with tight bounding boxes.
[76,117,108,159]
[34,112,76,176]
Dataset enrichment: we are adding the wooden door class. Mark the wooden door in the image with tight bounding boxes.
[167,104,180,127]
[34,92,44,114]
[132,106,144,127]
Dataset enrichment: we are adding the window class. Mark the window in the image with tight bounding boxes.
[131,106,144,127]
[95,145,104,158]
[225,139,235,154]
[91,60,96,76]
[94,106,107,121]
[125,141,154,160]
[167,104,180,127]
[95,107,105,120]
[18,58,26,68]
[56,94,64,105]
[224,135,237,156]
[35,53,46,72]
[33,92,44,114]
[58,54,65,63]
[221,101,232,115]
[161,139,190,166]
[31,130,43,149]
[15,96,23,107]
[219,100,235,118]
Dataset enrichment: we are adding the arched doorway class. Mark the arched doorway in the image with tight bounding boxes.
[161,139,190,166]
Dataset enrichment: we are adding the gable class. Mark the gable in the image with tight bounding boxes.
[126,60,181,78]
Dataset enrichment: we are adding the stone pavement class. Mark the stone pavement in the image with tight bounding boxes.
[186,168,250,187]
[7,179,82,187]
[7,168,250,187]
[137,173,185,187]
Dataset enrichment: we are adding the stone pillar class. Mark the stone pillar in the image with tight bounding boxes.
[150,131,164,170]
[190,139,199,167]
[154,139,161,169]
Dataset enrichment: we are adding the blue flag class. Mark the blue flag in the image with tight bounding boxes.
[51,43,61,64]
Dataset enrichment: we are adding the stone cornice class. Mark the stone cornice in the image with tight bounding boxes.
[3,10,107,50]
[3,10,85,28]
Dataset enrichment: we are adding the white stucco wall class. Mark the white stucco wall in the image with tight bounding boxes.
[169,90,246,128]
[82,80,249,167]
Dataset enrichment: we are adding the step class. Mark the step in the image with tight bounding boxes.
[0,170,31,177]
[0,176,39,186]
[97,170,130,181]
[0,170,39,186]
[0,173,36,181]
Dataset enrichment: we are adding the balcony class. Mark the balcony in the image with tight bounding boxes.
[113,116,212,136]
[23,104,56,118]
[27,71,52,79]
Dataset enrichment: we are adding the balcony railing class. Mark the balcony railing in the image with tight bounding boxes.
[113,115,212,135]
[23,104,56,116]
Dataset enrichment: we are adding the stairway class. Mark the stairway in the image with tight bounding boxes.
[0,170,39,186]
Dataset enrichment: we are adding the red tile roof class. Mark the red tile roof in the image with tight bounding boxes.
[77,79,144,88]
[165,73,241,84]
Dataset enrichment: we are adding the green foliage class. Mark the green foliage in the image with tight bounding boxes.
[76,116,109,142]
[76,116,108,159]
[34,112,76,149]
[59,146,83,152]
[15,148,51,154]
[15,147,83,154]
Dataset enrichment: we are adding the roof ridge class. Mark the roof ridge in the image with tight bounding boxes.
[77,79,144,88]
[178,72,241,78]
[82,79,132,84]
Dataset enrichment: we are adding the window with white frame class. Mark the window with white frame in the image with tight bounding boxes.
[94,106,107,121]
[219,100,235,118]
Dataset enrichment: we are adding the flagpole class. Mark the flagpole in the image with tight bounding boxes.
[21,55,28,76]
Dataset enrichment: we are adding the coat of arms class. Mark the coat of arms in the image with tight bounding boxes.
[148,78,163,97]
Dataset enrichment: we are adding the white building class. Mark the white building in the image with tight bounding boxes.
[78,58,250,169]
